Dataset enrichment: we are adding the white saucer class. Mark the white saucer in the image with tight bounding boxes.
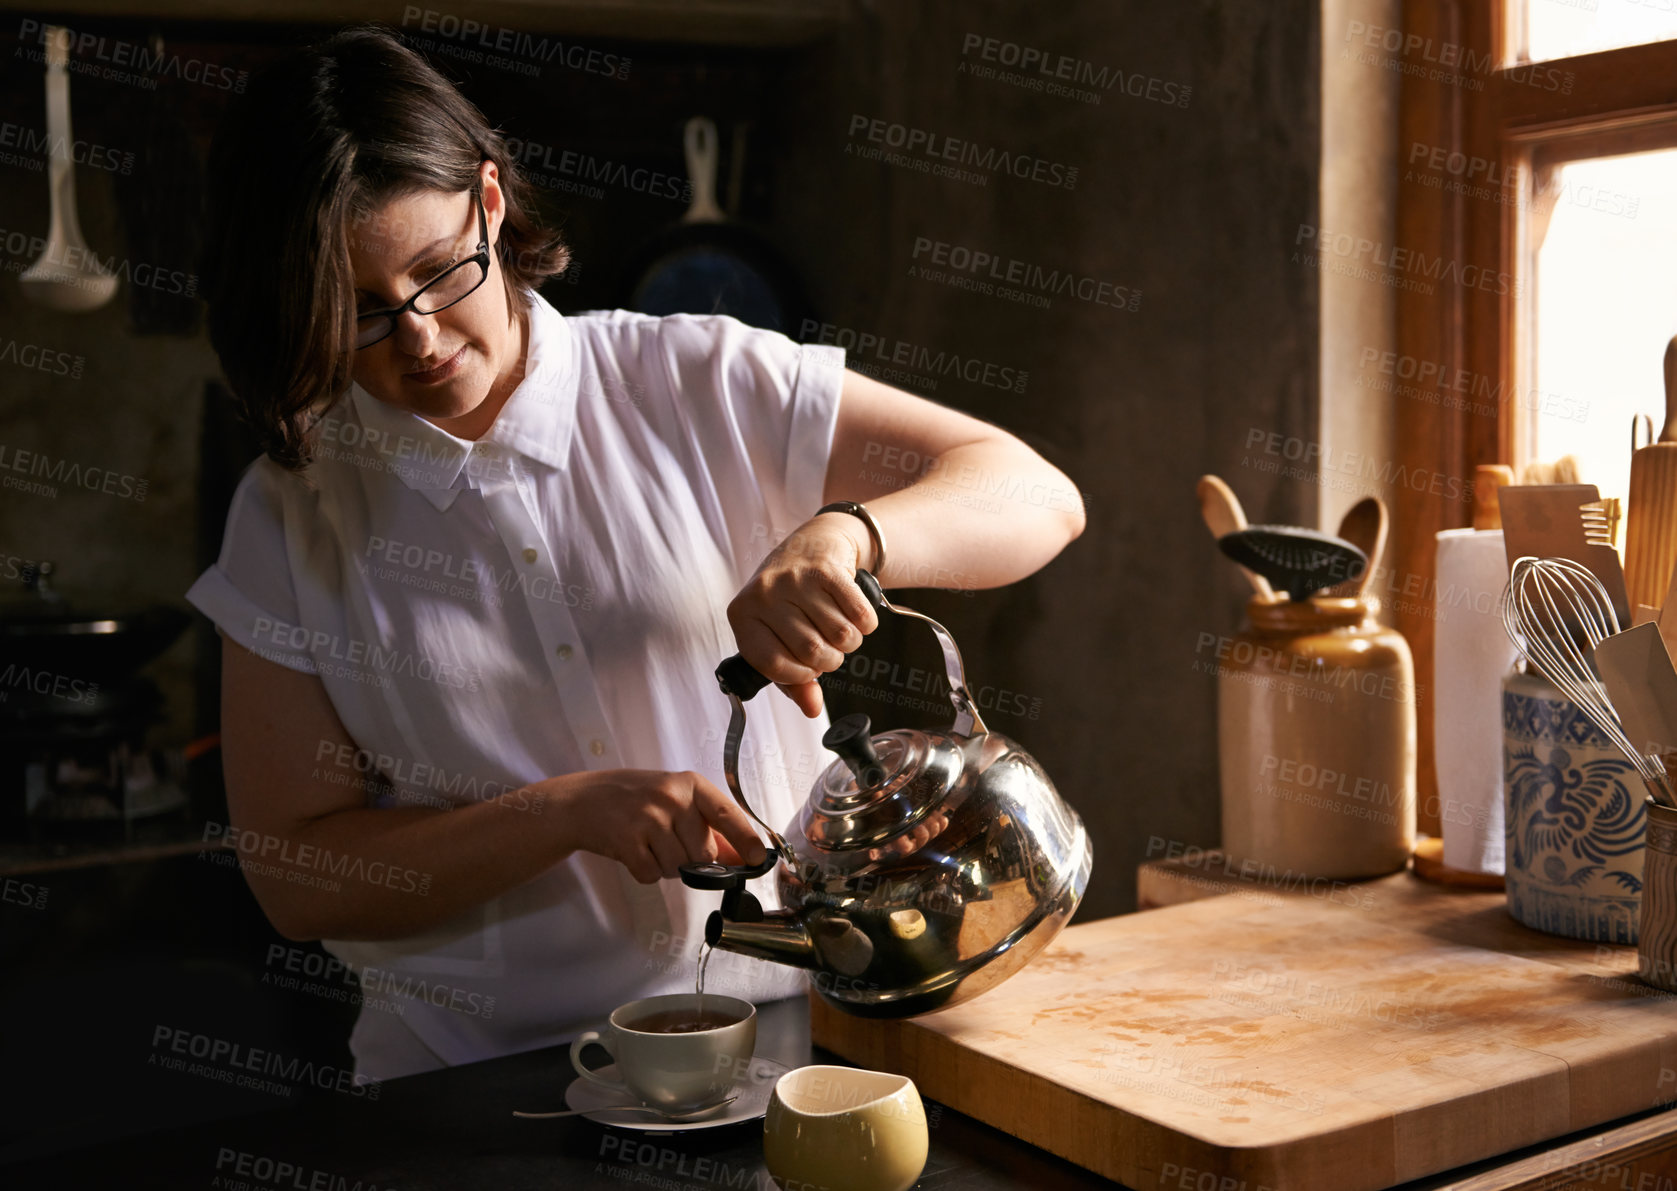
[564,1056,789,1131]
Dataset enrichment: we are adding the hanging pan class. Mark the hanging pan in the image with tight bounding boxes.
[617,116,813,336]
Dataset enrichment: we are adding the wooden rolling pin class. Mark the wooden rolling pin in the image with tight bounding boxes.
[1625,334,1677,612]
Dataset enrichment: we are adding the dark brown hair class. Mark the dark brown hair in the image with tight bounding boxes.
[202,25,570,470]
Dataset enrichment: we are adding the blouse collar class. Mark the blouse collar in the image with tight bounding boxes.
[342,290,578,511]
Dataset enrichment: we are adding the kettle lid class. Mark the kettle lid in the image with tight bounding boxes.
[800,714,961,851]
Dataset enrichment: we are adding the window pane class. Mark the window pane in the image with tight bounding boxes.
[1524,0,1677,63]
[1530,149,1677,507]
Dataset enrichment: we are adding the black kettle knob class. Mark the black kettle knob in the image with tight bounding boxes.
[824,713,888,788]
[679,855,776,924]
[678,855,775,889]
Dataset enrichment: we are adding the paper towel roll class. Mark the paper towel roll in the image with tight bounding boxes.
[1435,529,1518,874]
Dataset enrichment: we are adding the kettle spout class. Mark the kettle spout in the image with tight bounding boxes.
[705,910,816,969]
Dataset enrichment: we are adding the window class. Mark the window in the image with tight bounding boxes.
[1527,148,1677,502]
[1391,0,1677,837]
[1520,0,1677,64]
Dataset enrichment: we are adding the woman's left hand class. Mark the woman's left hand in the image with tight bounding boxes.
[727,512,881,717]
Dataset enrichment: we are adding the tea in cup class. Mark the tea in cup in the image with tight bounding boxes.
[569,993,756,1113]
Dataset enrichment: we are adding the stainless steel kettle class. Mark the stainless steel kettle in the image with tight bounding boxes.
[679,572,1092,1017]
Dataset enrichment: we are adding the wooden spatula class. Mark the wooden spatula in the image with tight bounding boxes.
[1324,496,1386,598]
[1624,334,1677,611]
[1594,622,1677,759]
[1499,482,1631,626]
[1197,475,1275,601]
[1655,555,1677,660]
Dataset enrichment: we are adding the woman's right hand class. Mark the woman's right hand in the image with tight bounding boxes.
[541,769,769,884]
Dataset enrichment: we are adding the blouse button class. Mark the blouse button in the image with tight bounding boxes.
[555,643,574,660]
[589,738,606,757]
[522,547,538,564]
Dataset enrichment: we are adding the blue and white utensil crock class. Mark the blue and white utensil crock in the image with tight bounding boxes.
[1502,667,1647,943]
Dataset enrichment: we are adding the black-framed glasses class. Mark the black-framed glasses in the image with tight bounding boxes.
[354,189,490,350]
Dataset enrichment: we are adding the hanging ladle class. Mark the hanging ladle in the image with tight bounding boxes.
[19,26,118,312]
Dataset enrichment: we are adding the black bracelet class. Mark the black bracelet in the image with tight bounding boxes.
[816,501,888,576]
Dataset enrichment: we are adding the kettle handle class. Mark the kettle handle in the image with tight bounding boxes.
[708,571,892,867]
[715,568,984,734]
[714,570,890,701]
[891,620,985,739]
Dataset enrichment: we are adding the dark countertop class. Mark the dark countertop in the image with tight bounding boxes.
[0,993,1120,1191]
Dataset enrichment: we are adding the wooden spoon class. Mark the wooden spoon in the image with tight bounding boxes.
[1325,496,1387,598]
[1197,475,1276,601]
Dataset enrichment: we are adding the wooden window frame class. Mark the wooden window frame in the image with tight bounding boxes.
[1394,0,1677,835]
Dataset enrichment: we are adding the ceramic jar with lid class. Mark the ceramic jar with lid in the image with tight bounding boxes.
[1216,595,1417,879]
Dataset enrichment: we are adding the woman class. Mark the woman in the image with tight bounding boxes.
[191,26,1084,1082]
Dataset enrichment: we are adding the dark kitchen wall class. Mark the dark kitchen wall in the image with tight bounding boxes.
[0,0,1322,918]
[772,1,1324,918]
[0,20,835,751]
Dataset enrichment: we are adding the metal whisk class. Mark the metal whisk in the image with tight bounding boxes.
[1501,555,1677,806]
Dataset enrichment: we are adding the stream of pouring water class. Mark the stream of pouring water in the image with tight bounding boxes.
[695,940,713,1022]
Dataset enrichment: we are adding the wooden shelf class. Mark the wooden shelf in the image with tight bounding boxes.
[0,822,226,876]
[0,0,851,47]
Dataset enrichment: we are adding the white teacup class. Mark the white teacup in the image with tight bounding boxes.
[569,993,756,1114]
[763,1064,928,1191]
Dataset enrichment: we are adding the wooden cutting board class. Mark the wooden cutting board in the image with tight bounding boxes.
[809,872,1677,1191]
